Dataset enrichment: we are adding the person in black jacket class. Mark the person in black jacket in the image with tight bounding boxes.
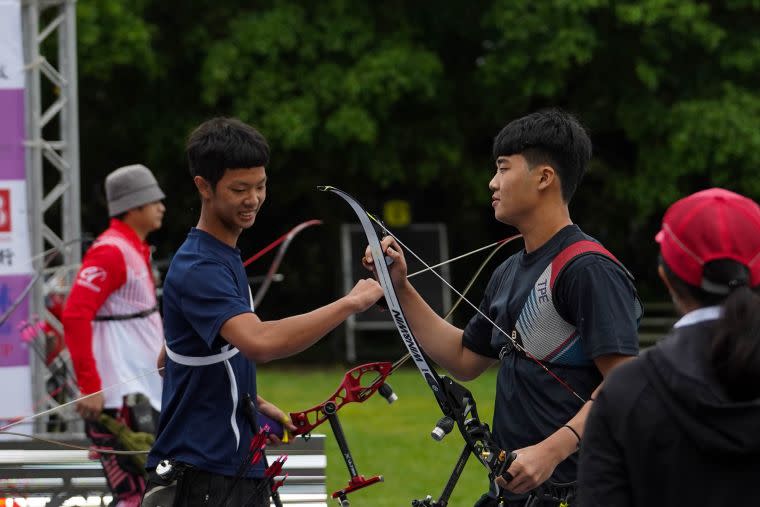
[577,188,760,506]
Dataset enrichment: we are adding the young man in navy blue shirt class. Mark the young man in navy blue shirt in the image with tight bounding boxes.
[144,117,383,506]
[364,109,641,506]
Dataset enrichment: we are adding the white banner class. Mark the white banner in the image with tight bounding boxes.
[0,0,24,90]
[0,0,32,434]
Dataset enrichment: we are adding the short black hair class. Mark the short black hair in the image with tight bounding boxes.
[492,109,591,202]
[186,117,270,189]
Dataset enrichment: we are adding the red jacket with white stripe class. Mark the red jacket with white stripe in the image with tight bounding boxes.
[62,219,164,410]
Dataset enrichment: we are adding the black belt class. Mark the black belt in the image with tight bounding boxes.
[94,305,158,321]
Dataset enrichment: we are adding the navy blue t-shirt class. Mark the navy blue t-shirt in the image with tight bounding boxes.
[463,225,640,484]
[147,228,264,478]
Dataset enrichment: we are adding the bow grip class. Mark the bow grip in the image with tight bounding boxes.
[257,412,285,440]
[494,450,518,480]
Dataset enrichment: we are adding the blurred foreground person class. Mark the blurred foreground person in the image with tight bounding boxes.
[142,117,382,507]
[578,188,760,506]
[63,164,166,506]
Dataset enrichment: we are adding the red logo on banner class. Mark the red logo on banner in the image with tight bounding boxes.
[0,189,10,232]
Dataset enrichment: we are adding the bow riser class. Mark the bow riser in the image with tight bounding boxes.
[289,361,393,436]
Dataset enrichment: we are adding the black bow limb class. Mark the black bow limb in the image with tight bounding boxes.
[319,186,516,506]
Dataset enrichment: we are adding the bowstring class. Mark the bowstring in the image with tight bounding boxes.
[365,230,523,393]
[367,213,586,404]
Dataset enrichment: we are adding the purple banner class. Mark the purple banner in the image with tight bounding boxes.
[0,89,25,180]
[0,274,32,367]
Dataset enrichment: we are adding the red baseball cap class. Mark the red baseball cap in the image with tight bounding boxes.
[656,188,760,291]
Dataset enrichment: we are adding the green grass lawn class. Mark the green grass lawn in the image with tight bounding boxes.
[258,364,499,507]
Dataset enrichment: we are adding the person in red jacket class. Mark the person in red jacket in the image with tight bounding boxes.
[63,164,166,507]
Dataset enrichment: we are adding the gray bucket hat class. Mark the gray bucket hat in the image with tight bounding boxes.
[105,164,166,217]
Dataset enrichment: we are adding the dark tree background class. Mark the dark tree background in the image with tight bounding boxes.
[71,0,760,358]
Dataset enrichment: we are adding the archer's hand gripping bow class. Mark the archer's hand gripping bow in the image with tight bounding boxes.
[319,186,516,506]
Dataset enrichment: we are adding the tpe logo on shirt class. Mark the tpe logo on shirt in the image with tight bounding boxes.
[76,266,107,292]
[0,189,11,233]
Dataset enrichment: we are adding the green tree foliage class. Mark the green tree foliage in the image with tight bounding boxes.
[200,2,446,187]
[477,0,760,294]
[77,0,158,79]
[479,0,760,215]
[74,0,760,307]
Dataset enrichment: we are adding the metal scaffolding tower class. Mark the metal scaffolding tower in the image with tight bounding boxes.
[22,0,81,434]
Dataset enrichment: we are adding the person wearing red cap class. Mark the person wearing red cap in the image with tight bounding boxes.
[577,188,760,506]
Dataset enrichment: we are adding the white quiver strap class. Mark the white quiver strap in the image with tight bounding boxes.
[164,286,255,449]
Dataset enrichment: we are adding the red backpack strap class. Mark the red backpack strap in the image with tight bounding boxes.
[549,240,634,290]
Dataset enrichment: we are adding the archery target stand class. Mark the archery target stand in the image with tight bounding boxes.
[340,223,451,363]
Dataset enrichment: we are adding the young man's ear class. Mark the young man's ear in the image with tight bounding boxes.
[193,176,213,200]
[536,165,556,191]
